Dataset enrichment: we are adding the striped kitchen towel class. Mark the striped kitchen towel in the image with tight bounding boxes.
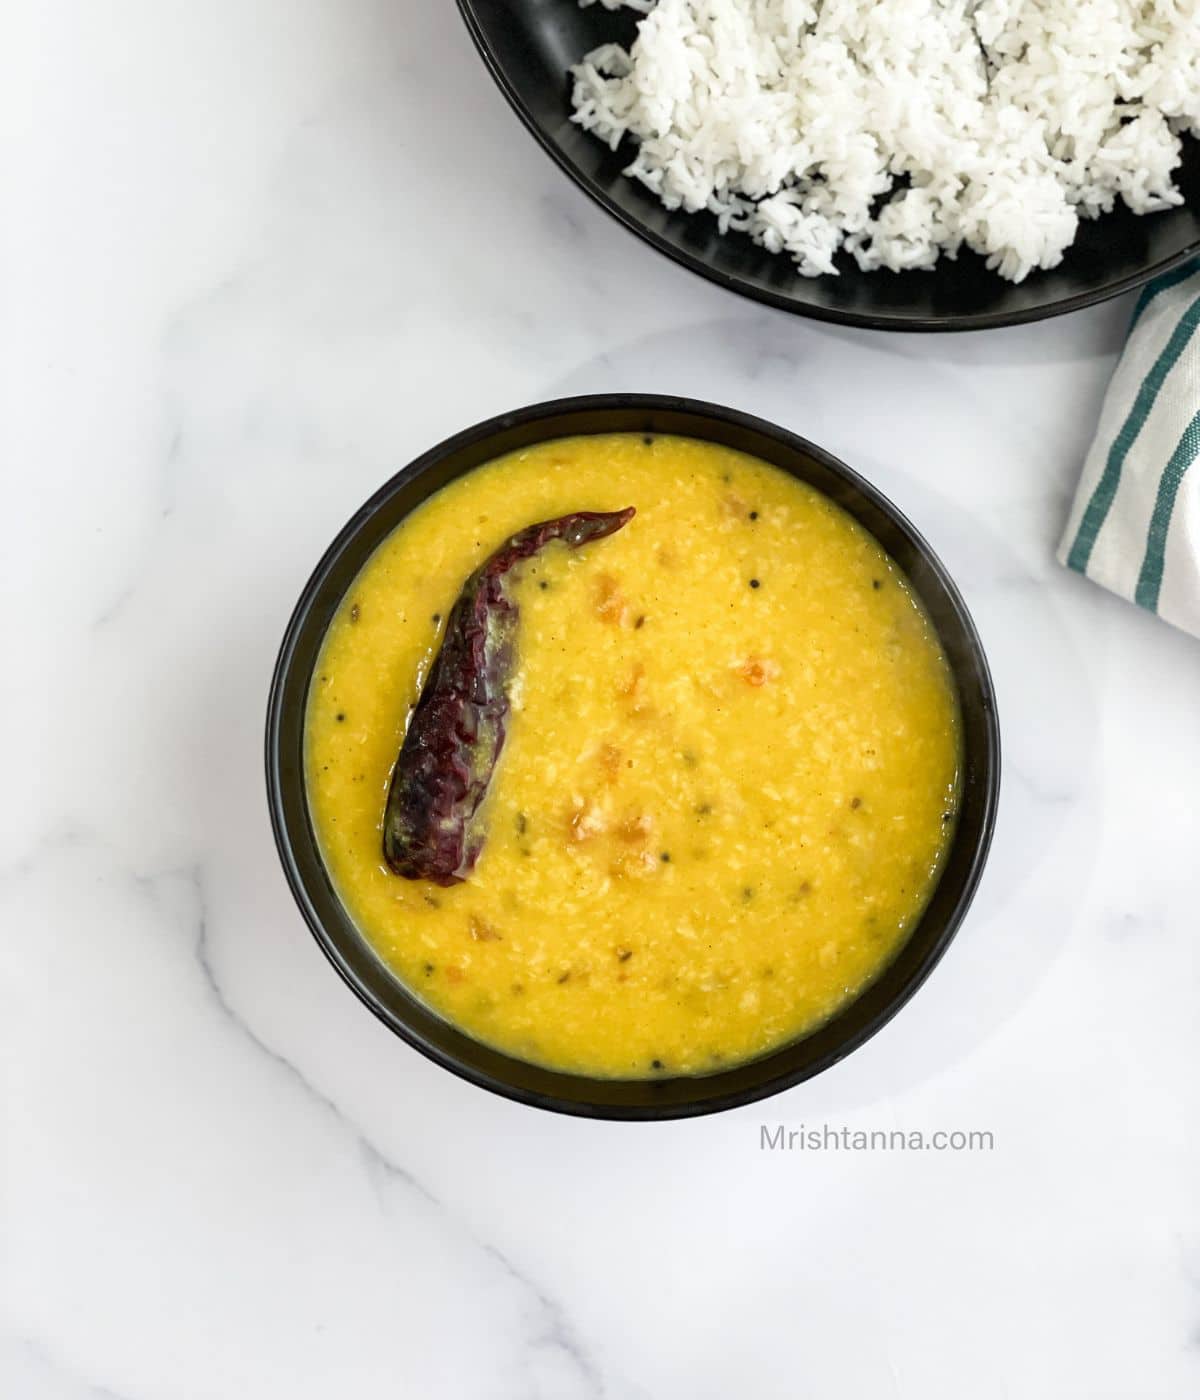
[1059,261,1200,641]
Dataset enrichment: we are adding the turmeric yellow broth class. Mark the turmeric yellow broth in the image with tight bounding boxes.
[306,434,961,1077]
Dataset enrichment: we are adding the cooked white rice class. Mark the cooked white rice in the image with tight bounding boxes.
[570,0,1200,281]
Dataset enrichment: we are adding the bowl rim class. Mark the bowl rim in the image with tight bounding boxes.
[265,393,1001,1118]
[454,0,1200,333]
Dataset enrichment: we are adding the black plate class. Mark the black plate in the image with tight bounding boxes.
[265,396,1001,1119]
[456,0,1200,331]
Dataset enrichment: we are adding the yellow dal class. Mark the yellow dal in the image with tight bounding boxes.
[306,434,961,1077]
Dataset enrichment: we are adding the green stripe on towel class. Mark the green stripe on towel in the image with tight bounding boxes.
[1129,260,1199,330]
[1133,409,1200,613]
[1066,293,1200,574]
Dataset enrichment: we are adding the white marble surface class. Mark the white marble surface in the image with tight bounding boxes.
[6,3,1200,1397]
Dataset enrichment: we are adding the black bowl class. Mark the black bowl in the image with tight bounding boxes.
[456,0,1200,331]
[266,396,1000,1118]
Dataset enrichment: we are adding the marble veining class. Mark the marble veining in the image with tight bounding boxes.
[6,1,1199,1397]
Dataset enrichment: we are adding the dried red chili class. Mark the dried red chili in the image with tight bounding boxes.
[382,507,635,884]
